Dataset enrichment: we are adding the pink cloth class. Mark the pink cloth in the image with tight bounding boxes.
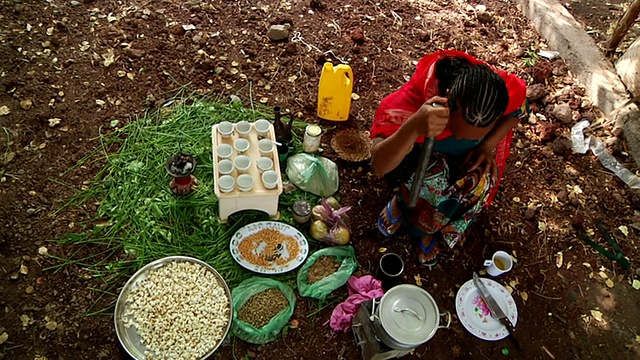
[329,275,384,332]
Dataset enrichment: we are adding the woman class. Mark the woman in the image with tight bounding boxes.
[370,49,528,267]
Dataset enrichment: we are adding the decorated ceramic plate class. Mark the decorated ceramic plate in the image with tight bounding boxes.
[455,278,518,341]
[230,221,309,274]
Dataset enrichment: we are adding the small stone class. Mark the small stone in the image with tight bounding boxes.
[45,320,57,331]
[535,122,558,142]
[214,67,224,75]
[247,351,257,358]
[145,94,156,107]
[533,62,552,83]
[169,24,185,36]
[38,246,48,256]
[350,28,365,43]
[513,47,526,57]
[0,332,8,345]
[476,10,493,23]
[557,190,568,202]
[571,214,584,229]
[524,205,537,219]
[285,42,297,54]
[20,99,33,110]
[552,104,573,124]
[551,60,569,76]
[267,24,289,42]
[26,208,36,216]
[572,84,586,96]
[552,136,572,155]
[229,95,241,104]
[526,84,548,102]
[25,286,34,294]
[124,48,145,59]
[10,272,19,280]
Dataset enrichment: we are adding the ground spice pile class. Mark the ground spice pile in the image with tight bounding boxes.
[307,256,340,284]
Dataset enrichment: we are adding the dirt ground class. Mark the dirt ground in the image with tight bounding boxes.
[1,1,639,360]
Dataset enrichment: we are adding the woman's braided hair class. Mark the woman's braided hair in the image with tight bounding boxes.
[435,56,509,127]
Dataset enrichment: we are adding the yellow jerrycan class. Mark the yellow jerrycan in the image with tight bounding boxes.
[317,62,353,121]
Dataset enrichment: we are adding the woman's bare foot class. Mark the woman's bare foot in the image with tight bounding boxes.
[417,234,441,267]
[378,195,403,236]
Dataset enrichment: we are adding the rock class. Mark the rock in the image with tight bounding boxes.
[169,24,185,36]
[350,28,365,44]
[551,60,568,76]
[476,10,493,23]
[535,122,558,142]
[571,84,586,96]
[26,208,36,216]
[533,62,552,83]
[144,94,156,107]
[285,42,297,54]
[20,99,33,110]
[267,24,289,42]
[124,48,145,59]
[310,0,325,9]
[45,320,57,331]
[198,59,216,71]
[70,0,80,6]
[552,136,572,155]
[513,47,526,57]
[552,104,573,124]
[524,205,537,219]
[229,95,241,104]
[571,214,584,229]
[0,332,7,345]
[25,285,34,294]
[527,83,548,102]
[214,67,224,75]
[557,189,568,202]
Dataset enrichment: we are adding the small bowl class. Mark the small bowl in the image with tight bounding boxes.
[218,121,234,138]
[218,175,235,193]
[254,119,271,137]
[217,159,234,175]
[234,138,250,154]
[261,170,278,189]
[236,121,252,138]
[257,139,275,156]
[256,157,273,173]
[217,144,233,159]
[237,174,254,192]
[233,155,251,174]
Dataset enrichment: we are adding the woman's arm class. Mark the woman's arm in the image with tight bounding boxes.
[481,116,520,150]
[371,98,450,176]
[465,116,520,177]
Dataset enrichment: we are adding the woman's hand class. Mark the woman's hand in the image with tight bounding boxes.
[406,96,449,138]
[464,143,497,179]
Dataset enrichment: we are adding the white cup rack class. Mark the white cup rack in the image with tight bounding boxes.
[211,122,283,222]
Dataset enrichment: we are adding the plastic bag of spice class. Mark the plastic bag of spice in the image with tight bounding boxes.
[296,246,357,300]
[231,277,296,344]
[286,153,339,197]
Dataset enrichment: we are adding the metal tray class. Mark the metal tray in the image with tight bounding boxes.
[114,256,232,359]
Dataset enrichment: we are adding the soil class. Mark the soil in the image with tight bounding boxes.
[1,1,639,360]
[238,288,288,329]
[307,256,340,284]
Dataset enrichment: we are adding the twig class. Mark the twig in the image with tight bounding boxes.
[532,291,561,300]
[542,345,556,359]
[577,284,584,298]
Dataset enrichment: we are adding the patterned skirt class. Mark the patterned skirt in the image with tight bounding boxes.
[396,152,494,248]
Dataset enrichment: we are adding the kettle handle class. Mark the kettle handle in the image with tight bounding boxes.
[438,310,452,329]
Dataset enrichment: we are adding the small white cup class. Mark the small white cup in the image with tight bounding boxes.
[256,157,273,173]
[234,138,250,154]
[218,121,234,138]
[233,155,251,174]
[236,121,252,138]
[217,144,233,159]
[237,174,254,192]
[257,139,275,156]
[218,175,235,193]
[484,251,513,277]
[261,170,278,189]
[254,119,271,137]
[217,159,234,175]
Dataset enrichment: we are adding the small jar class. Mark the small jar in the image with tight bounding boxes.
[292,200,311,224]
[303,125,322,153]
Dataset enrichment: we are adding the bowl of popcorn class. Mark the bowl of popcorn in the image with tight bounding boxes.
[114,256,232,360]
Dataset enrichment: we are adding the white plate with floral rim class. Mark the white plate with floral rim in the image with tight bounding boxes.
[229,221,309,274]
[455,278,518,341]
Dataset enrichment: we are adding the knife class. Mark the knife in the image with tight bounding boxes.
[472,272,522,350]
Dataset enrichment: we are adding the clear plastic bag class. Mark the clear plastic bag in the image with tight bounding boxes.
[286,154,339,197]
[571,120,640,189]
[297,246,357,300]
[231,277,296,344]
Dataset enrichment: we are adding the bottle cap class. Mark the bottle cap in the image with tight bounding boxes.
[306,125,322,136]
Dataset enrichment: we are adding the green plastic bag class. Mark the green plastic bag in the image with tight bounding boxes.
[231,277,296,344]
[296,246,357,300]
[286,153,339,197]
